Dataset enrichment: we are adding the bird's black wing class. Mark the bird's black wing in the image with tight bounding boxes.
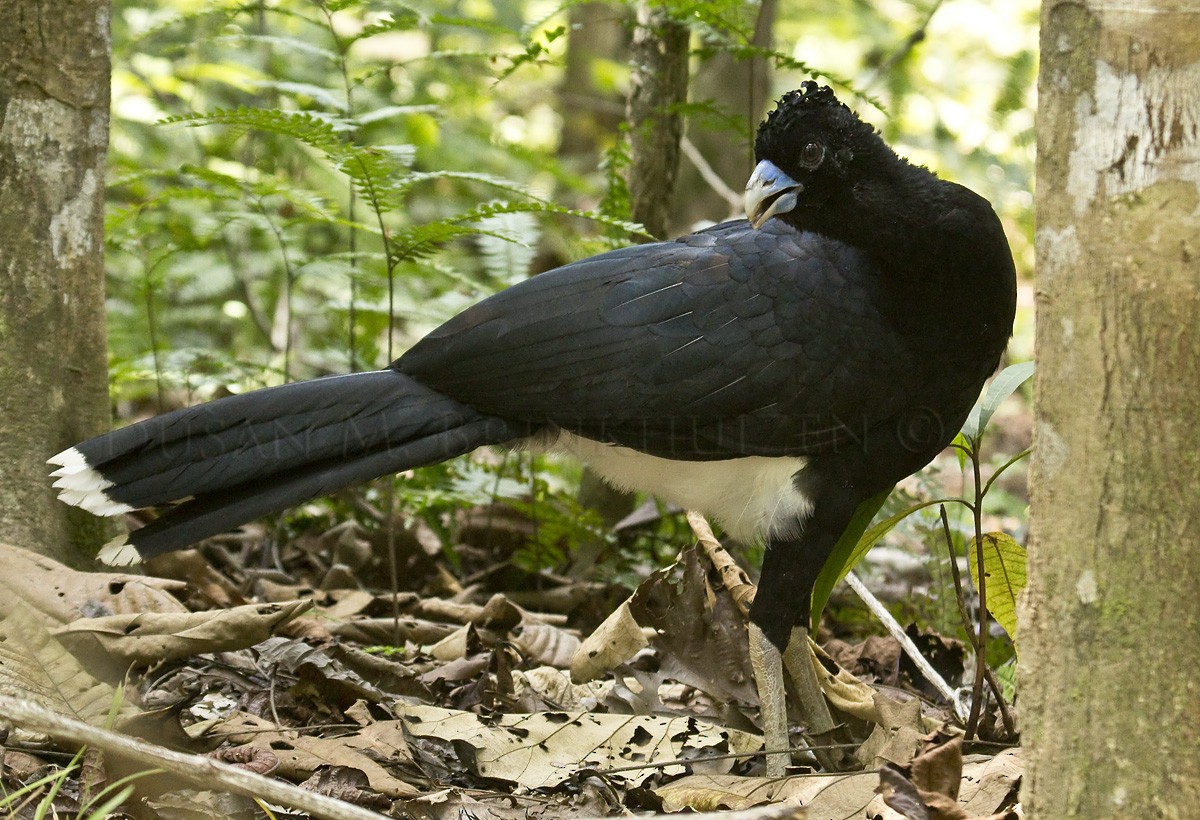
[397,220,919,460]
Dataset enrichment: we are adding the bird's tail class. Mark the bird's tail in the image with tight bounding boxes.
[49,369,522,564]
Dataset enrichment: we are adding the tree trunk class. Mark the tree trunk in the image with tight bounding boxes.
[0,0,113,563]
[676,0,776,229]
[558,2,627,168]
[624,2,690,241]
[1023,2,1200,815]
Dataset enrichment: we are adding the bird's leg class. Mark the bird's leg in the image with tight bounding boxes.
[747,621,789,777]
[781,625,848,771]
[750,483,865,772]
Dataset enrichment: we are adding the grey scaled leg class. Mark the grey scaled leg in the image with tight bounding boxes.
[748,621,789,777]
[782,625,848,771]
[749,623,846,775]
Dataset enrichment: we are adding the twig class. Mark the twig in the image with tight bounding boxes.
[843,573,969,723]
[860,0,947,91]
[0,697,386,820]
[680,136,744,216]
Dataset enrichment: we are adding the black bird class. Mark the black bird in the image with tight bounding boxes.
[51,83,1016,773]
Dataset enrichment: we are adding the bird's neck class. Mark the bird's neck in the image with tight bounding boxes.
[802,165,1017,376]
[815,164,947,266]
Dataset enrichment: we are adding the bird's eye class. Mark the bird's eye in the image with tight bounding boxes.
[800,142,824,167]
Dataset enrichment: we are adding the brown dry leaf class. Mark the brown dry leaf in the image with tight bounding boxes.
[659,750,1020,820]
[811,640,887,721]
[628,545,759,709]
[572,543,758,716]
[513,620,581,668]
[0,604,140,734]
[686,511,757,615]
[571,600,649,682]
[824,635,903,684]
[299,765,393,812]
[144,789,259,818]
[405,786,616,820]
[322,644,432,700]
[911,737,964,805]
[213,710,419,797]
[396,703,760,789]
[53,600,312,665]
[506,581,611,616]
[855,694,928,769]
[320,589,377,620]
[510,666,614,711]
[144,550,246,609]
[329,616,459,645]
[867,746,1023,820]
[959,750,1022,816]
[254,636,386,704]
[415,593,524,630]
[655,771,878,817]
[0,542,186,624]
[877,764,934,819]
[428,623,479,661]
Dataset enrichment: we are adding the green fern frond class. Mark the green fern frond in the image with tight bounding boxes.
[399,170,543,202]
[256,80,350,112]
[161,107,346,154]
[475,211,540,285]
[212,33,340,64]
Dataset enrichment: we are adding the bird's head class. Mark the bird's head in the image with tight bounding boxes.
[745,82,887,229]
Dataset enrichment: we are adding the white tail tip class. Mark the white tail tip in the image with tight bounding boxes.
[98,536,142,567]
[48,447,129,516]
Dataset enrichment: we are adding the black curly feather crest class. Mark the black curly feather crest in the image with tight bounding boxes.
[754,83,879,168]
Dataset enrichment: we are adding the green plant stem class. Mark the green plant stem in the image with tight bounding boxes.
[940,504,1015,735]
[254,198,297,382]
[965,436,989,739]
[982,447,1032,497]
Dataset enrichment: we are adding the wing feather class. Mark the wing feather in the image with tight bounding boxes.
[397,220,918,459]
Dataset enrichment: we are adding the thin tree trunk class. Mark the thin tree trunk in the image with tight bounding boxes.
[625,2,690,241]
[0,0,114,563]
[1023,1,1200,815]
[677,0,776,228]
[558,2,627,167]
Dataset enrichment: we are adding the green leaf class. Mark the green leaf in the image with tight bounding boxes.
[968,532,1027,648]
[810,492,965,625]
[810,487,890,625]
[950,431,970,470]
[992,660,1017,703]
[961,361,1035,439]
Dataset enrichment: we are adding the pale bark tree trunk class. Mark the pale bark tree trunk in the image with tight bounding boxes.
[1023,1,1200,815]
[0,0,113,563]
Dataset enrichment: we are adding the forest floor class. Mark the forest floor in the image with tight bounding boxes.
[0,401,1029,819]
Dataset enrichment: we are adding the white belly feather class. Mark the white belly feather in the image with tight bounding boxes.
[553,432,812,544]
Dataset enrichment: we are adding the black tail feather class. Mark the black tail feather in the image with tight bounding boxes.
[125,416,520,558]
[53,369,525,559]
